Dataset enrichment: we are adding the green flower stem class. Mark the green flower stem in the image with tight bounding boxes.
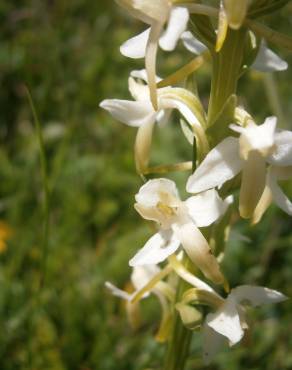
[163,258,193,370]
[207,27,247,126]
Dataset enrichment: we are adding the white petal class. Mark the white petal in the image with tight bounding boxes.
[206,297,244,345]
[231,285,287,306]
[100,99,156,127]
[159,7,189,51]
[186,137,242,193]
[173,222,224,284]
[267,130,292,166]
[268,168,292,215]
[120,28,150,59]
[129,230,180,266]
[252,41,288,72]
[105,281,131,301]
[135,178,180,207]
[185,189,229,227]
[181,31,207,55]
[131,265,160,290]
[202,318,226,365]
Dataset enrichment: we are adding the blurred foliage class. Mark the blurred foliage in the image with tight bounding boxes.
[0,1,291,369]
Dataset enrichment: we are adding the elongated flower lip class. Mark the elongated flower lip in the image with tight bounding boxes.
[159,7,189,51]
[239,150,266,219]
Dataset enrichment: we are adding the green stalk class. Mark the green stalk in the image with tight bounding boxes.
[163,258,193,370]
[26,87,51,289]
[207,27,247,126]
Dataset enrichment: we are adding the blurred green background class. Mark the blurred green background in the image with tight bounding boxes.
[0,1,292,369]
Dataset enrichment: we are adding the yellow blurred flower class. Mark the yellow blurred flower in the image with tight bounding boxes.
[0,221,12,253]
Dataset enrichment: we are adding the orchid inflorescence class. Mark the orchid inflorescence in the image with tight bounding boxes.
[101,0,291,366]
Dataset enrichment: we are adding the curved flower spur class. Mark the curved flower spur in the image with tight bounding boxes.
[130,178,232,285]
[100,70,208,174]
[187,116,292,221]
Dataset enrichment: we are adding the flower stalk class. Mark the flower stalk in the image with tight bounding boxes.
[103,1,291,368]
[163,257,194,370]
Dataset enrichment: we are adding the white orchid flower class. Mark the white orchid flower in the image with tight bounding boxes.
[181,32,287,73]
[106,263,175,340]
[117,0,190,109]
[130,178,231,285]
[202,285,287,364]
[187,116,292,219]
[100,70,208,174]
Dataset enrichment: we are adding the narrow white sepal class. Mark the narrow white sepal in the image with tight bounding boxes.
[129,230,180,266]
[231,285,288,306]
[186,137,242,193]
[100,99,156,127]
[120,28,150,59]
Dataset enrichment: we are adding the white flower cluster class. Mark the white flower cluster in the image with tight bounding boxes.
[101,0,290,364]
